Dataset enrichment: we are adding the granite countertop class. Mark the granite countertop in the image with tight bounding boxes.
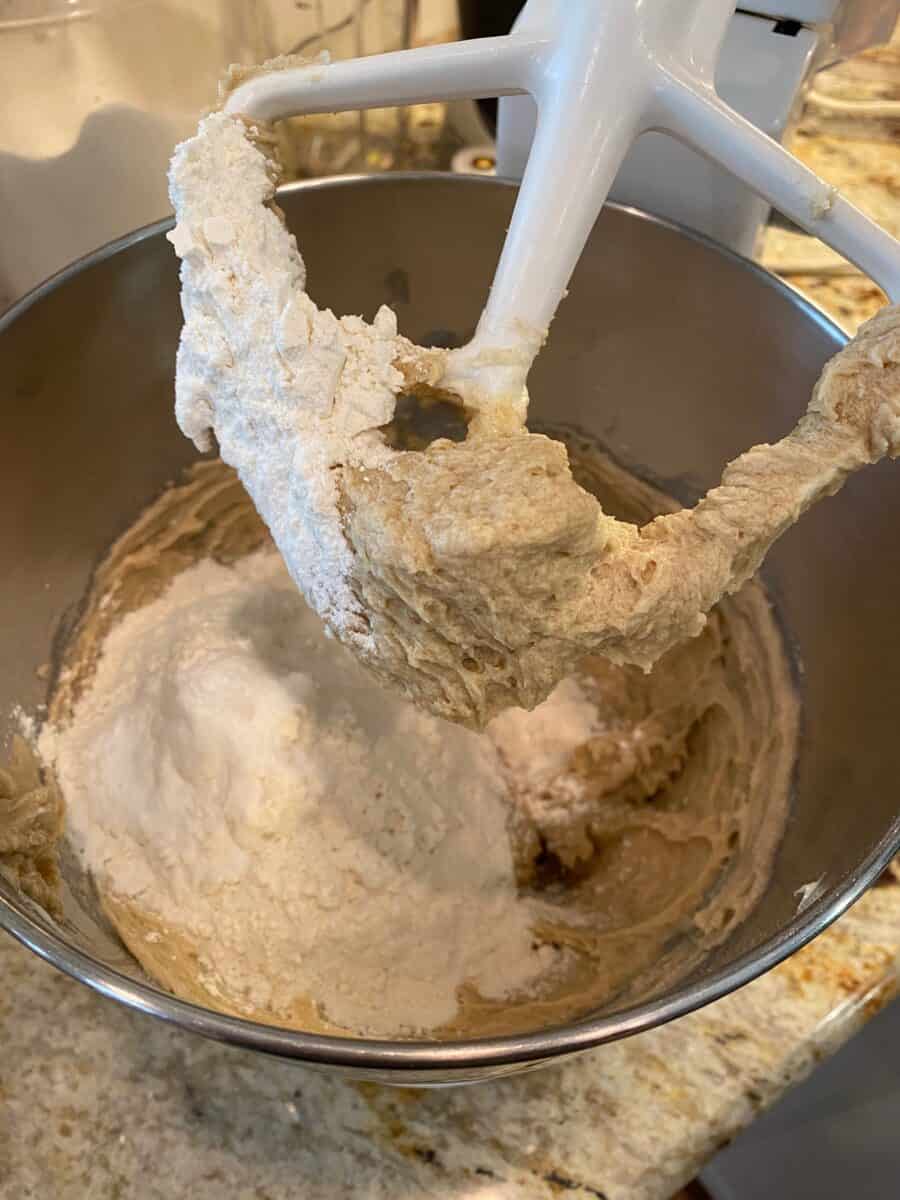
[759,21,900,333]
[4,32,900,1200]
[2,323,898,1200]
[2,879,897,1200]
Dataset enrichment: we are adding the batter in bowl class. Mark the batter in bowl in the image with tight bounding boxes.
[34,440,798,1040]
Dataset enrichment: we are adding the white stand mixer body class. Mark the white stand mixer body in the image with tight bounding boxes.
[498,0,898,256]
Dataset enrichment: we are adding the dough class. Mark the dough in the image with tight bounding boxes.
[38,441,797,1039]
[0,735,63,918]
[341,306,900,726]
[168,109,900,729]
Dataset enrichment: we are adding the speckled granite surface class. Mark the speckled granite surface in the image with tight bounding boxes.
[4,30,900,1200]
[2,879,898,1200]
[759,23,900,333]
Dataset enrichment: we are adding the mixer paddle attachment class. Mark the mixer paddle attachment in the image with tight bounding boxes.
[164,0,900,727]
[224,0,900,419]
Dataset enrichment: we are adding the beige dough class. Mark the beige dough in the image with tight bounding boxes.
[36,441,797,1039]
[343,306,900,727]
[169,109,900,731]
[0,736,63,918]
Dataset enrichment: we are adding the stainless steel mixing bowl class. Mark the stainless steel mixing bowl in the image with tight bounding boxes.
[2,175,899,1085]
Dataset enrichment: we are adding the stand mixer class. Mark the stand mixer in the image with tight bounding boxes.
[225,0,900,421]
[504,0,900,256]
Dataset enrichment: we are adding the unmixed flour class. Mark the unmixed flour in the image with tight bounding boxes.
[31,454,802,1038]
[167,112,441,656]
[39,548,570,1037]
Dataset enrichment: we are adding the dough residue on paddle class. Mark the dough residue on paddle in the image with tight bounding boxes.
[168,109,900,729]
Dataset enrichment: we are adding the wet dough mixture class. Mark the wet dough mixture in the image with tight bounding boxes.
[33,442,798,1039]
[0,736,63,919]
[168,109,900,730]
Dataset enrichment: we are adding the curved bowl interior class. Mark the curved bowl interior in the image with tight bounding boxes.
[2,175,899,1083]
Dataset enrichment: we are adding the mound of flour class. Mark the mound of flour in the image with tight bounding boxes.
[40,549,562,1036]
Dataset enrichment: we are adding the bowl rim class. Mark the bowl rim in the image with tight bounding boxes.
[3,172,899,1072]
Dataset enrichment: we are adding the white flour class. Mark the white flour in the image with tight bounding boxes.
[40,549,573,1036]
[490,677,600,791]
[168,112,439,655]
